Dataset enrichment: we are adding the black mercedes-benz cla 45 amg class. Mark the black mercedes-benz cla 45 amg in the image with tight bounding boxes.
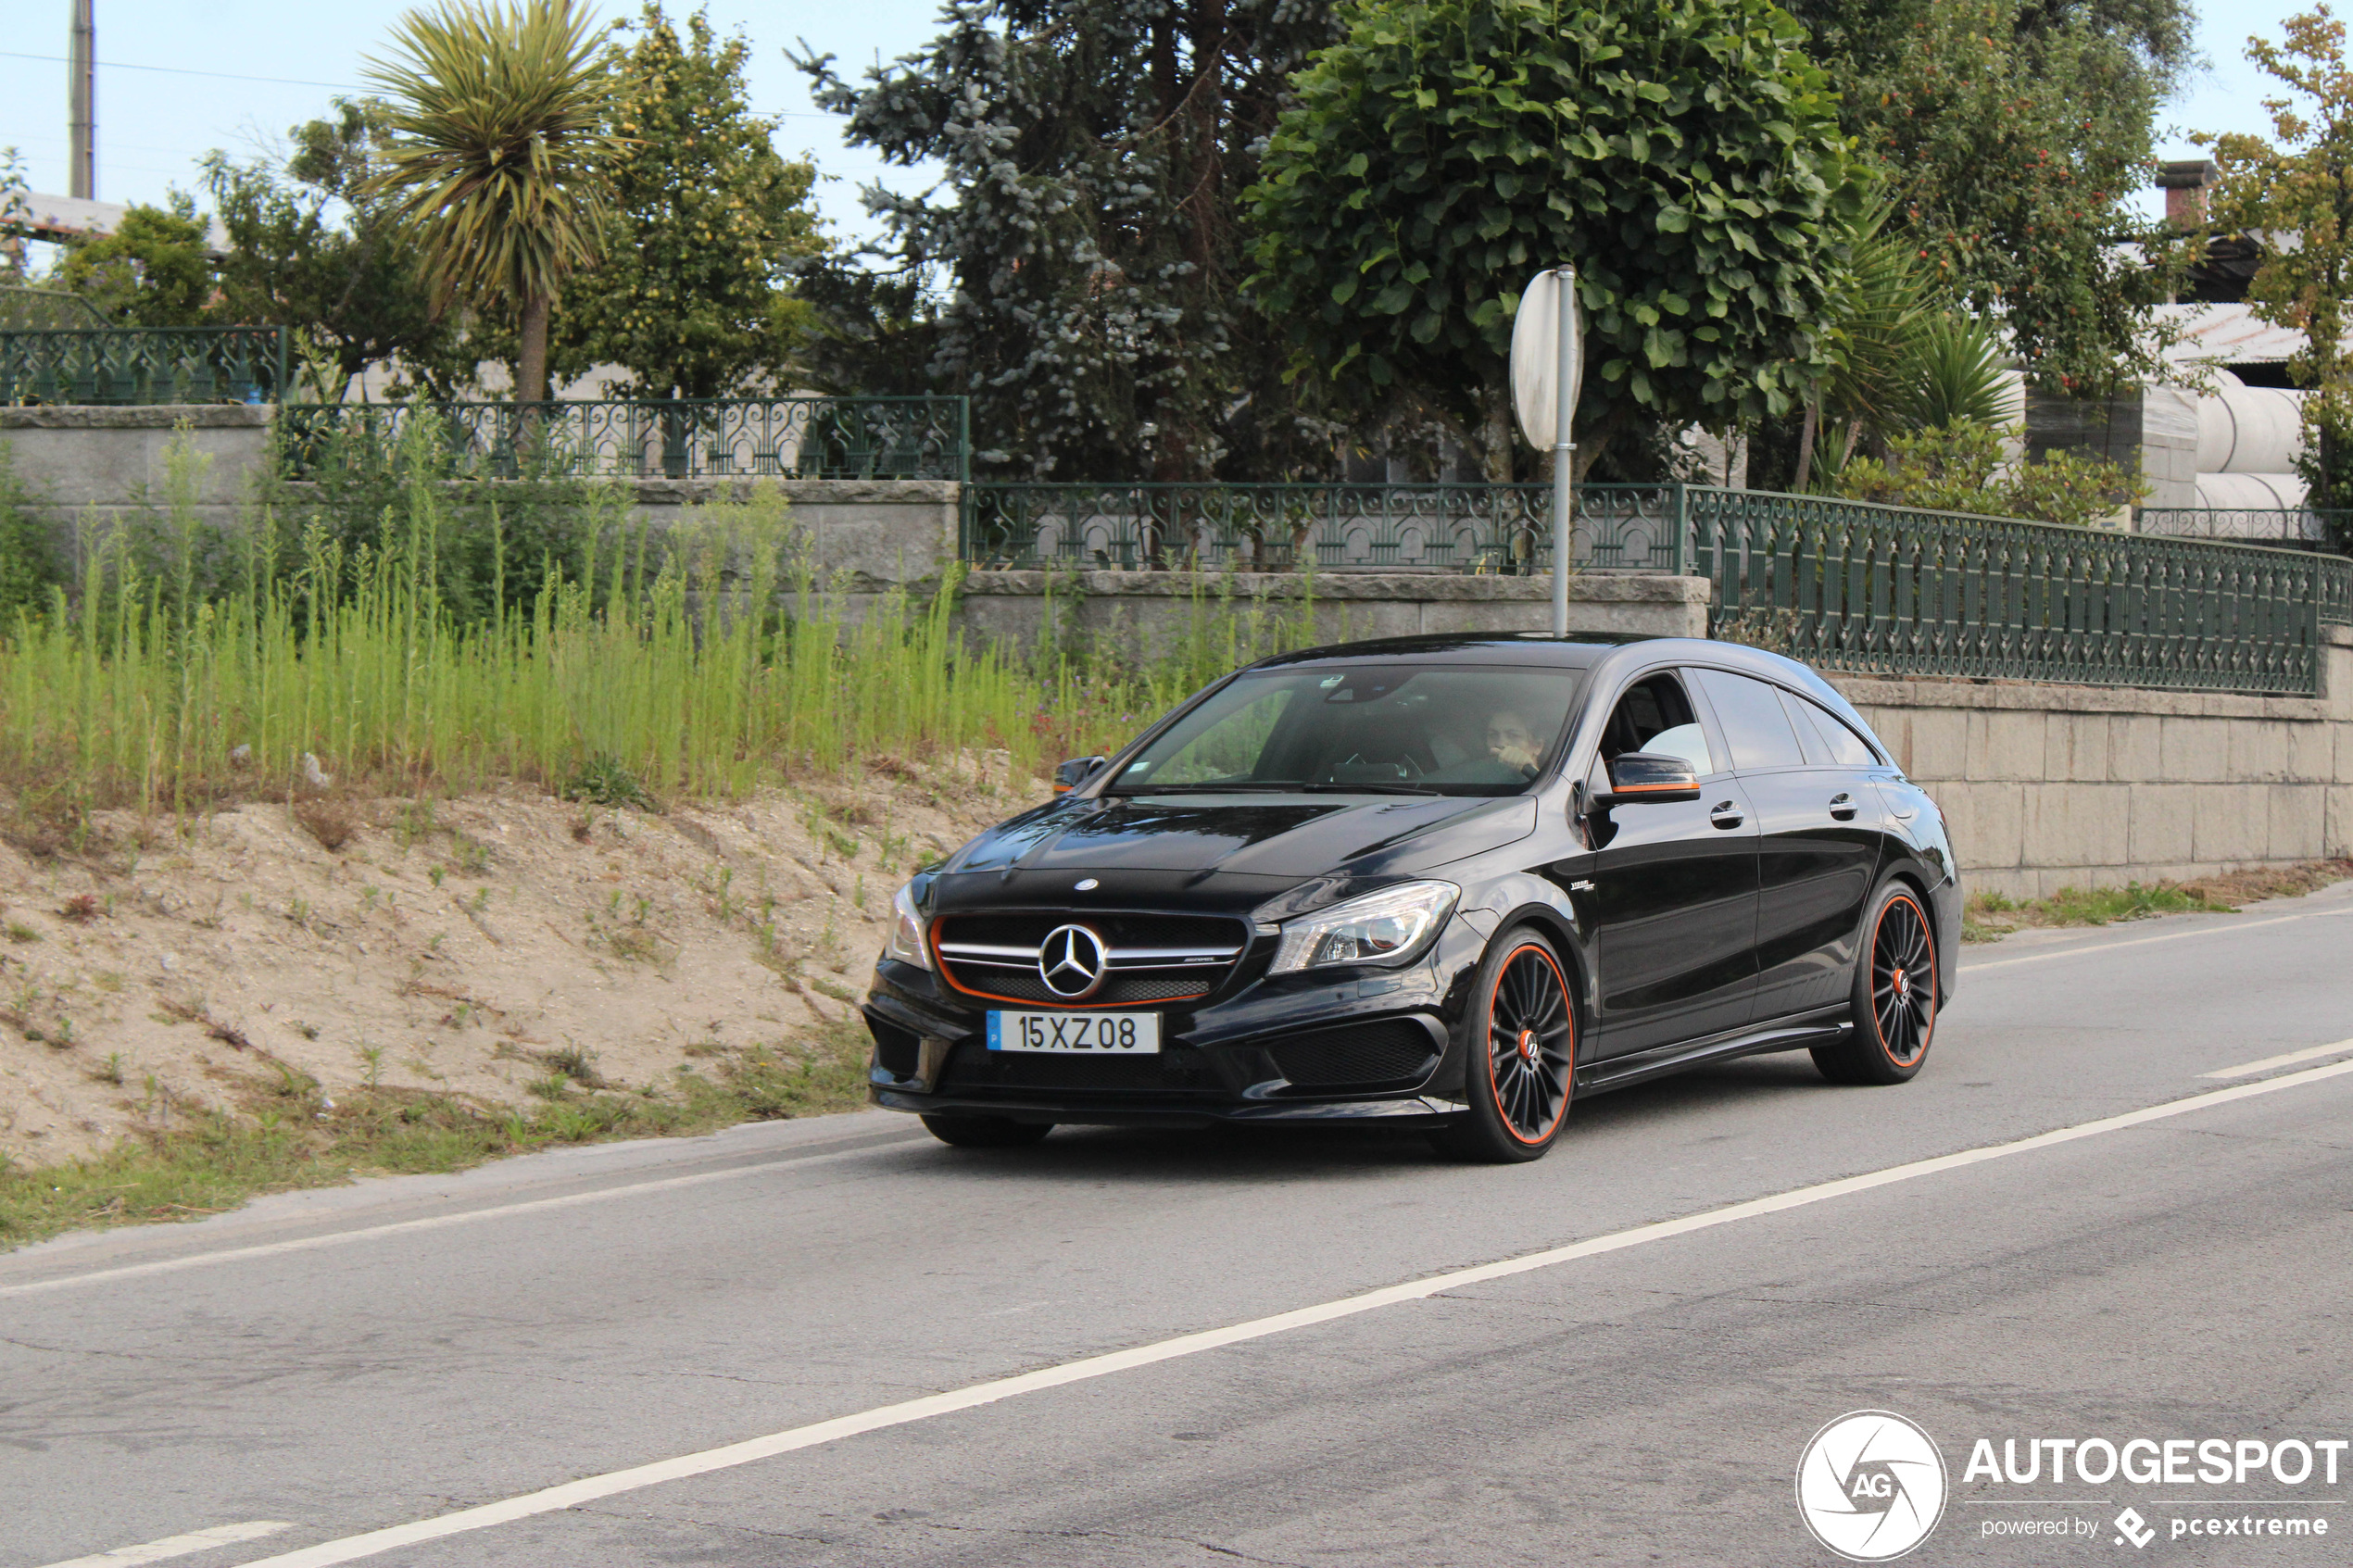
[860,634,1959,1162]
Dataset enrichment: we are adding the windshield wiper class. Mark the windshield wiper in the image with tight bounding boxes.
[1301,783,1443,796]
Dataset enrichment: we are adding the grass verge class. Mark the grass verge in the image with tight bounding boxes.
[1962,859,2353,943]
[0,1018,873,1253]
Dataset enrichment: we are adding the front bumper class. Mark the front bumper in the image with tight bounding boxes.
[858,916,1490,1127]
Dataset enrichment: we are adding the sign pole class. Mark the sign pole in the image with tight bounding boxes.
[1550,265,1576,637]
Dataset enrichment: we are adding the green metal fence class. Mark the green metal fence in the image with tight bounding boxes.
[1,326,289,405]
[1690,489,2344,696]
[279,395,969,483]
[964,480,2353,696]
[963,482,1679,572]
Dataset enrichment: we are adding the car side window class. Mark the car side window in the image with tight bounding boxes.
[1788,696,1881,768]
[1598,672,1718,775]
[1692,669,1804,771]
[1776,689,1835,767]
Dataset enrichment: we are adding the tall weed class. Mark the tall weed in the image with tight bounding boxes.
[0,430,1328,809]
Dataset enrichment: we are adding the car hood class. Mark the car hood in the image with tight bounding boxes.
[944,792,1540,881]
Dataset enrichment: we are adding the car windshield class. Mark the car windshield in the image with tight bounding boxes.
[1108,664,1583,797]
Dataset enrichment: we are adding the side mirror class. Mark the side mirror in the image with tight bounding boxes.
[1052,755,1109,795]
[1598,750,1701,805]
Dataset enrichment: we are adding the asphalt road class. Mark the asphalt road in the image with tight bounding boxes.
[6,883,2353,1567]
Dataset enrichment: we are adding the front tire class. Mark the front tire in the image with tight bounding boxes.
[1429,928,1577,1164]
[920,1113,1053,1148]
[1814,880,1940,1085]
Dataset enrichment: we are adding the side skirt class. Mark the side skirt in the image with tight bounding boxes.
[1575,1009,1853,1097]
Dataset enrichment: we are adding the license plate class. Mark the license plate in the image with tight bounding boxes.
[987,1010,1162,1054]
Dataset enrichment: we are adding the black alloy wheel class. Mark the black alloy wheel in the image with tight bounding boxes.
[920,1113,1054,1148]
[1815,881,1940,1085]
[1430,930,1577,1163]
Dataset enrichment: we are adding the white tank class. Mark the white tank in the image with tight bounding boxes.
[2195,378,2306,473]
[2193,471,2309,509]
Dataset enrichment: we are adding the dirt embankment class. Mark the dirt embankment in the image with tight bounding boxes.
[0,759,1032,1170]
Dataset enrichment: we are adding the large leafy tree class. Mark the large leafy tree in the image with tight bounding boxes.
[361,0,628,404]
[2202,6,2353,529]
[56,201,216,325]
[793,0,1345,480]
[202,101,466,398]
[1245,0,1860,479]
[557,4,824,398]
[1788,0,2191,395]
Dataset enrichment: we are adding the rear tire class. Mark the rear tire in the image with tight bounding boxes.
[920,1113,1053,1148]
[1814,879,1940,1085]
[1428,927,1577,1164]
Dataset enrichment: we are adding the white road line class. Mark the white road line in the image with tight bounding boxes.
[226,1055,2353,1568]
[35,1521,294,1567]
[1965,900,2353,972]
[0,1133,928,1301]
[2200,1036,2353,1080]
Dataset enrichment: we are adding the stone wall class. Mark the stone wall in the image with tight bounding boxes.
[954,570,1713,656]
[0,408,964,587]
[1830,627,2353,900]
[0,404,271,530]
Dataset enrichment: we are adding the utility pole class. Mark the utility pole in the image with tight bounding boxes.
[69,0,96,199]
[1549,265,1577,638]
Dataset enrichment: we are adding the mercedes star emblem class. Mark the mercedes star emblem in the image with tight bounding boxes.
[1038,923,1109,999]
[1074,878,1100,891]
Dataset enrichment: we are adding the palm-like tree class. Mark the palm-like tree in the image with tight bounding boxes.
[362,0,625,404]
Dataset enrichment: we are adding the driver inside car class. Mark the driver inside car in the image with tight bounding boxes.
[1485,709,1542,776]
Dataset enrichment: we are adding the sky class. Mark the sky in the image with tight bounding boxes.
[0,0,2318,251]
[0,0,950,248]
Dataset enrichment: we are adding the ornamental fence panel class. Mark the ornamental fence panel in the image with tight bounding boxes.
[964,481,2347,696]
[2137,506,2350,550]
[962,482,1683,573]
[278,396,969,482]
[1,326,288,405]
[1691,489,2336,696]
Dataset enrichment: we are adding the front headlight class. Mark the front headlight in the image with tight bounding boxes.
[1268,881,1459,973]
[886,882,931,970]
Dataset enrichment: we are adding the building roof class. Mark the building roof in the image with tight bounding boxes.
[14,193,233,257]
[2152,303,2312,369]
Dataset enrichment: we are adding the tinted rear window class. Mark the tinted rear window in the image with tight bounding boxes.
[1692,669,1805,771]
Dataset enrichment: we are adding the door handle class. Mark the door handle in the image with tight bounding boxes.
[1829,793,1858,822]
[1709,801,1744,830]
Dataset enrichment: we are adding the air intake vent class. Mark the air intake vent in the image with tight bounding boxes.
[867,1017,920,1077]
[1268,1020,1439,1089]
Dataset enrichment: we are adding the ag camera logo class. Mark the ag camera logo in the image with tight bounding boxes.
[1797,1411,1949,1561]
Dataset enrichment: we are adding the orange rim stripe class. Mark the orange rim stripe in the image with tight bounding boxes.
[1872,892,1937,1068]
[1489,942,1574,1146]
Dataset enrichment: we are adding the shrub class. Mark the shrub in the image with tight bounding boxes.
[1836,420,2150,527]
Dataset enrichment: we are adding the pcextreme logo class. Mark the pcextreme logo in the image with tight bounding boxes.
[1796,1411,1951,1562]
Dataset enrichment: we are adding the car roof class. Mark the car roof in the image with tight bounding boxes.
[1241,634,1885,746]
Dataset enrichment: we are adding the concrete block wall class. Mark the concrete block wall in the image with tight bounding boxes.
[0,404,270,531]
[954,570,1713,658]
[1830,627,2353,900]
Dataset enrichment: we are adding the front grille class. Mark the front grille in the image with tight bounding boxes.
[934,910,1248,1008]
[1268,1020,1439,1089]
